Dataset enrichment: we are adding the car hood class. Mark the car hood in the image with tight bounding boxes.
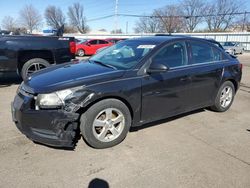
[25,60,126,93]
[223,46,234,50]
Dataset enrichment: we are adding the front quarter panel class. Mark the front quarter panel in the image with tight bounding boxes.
[73,71,142,126]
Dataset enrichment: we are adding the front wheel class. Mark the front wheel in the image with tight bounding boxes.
[210,81,235,112]
[80,99,131,149]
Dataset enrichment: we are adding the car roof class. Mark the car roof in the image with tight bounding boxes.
[127,35,210,43]
[126,36,181,43]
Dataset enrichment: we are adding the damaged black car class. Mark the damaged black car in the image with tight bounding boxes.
[12,36,242,149]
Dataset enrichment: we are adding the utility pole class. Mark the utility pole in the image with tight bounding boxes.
[242,11,247,32]
[114,0,119,34]
[126,21,128,34]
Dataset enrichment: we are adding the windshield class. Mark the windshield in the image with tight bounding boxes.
[89,40,158,70]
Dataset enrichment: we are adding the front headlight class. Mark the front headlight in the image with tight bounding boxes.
[36,86,83,109]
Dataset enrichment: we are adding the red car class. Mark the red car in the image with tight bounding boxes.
[105,38,127,44]
[76,39,113,56]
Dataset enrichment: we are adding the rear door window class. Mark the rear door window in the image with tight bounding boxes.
[98,40,109,44]
[89,40,98,45]
[190,41,214,64]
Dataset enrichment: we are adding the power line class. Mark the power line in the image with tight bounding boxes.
[118,12,250,19]
[85,11,250,23]
[87,15,114,22]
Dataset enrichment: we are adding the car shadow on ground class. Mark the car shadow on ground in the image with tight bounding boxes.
[33,109,206,151]
[0,73,22,87]
[130,109,205,132]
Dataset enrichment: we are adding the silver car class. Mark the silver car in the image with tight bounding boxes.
[221,42,244,55]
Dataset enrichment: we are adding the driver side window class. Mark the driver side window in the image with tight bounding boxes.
[152,41,188,68]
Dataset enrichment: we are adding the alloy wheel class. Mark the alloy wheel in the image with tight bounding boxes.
[92,108,125,142]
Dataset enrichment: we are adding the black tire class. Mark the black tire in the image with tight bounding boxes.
[80,99,131,149]
[77,49,85,57]
[210,81,235,112]
[21,58,50,80]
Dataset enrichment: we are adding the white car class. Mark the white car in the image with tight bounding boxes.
[221,42,244,55]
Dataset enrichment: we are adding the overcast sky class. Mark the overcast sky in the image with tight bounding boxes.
[0,0,249,33]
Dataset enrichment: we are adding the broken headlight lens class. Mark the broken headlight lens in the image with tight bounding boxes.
[36,86,83,109]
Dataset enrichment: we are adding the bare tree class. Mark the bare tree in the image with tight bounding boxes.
[181,0,205,32]
[154,5,185,34]
[19,4,42,33]
[134,12,163,33]
[45,6,65,30]
[1,16,17,31]
[203,0,242,31]
[111,29,123,34]
[68,2,89,33]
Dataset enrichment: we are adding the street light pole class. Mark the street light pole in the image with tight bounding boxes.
[114,0,119,34]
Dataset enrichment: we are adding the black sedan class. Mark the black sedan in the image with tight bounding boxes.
[12,36,242,149]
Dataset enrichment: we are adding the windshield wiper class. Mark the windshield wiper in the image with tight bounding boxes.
[89,60,117,70]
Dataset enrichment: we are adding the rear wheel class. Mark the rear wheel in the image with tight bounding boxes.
[21,58,50,80]
[77,49,85,57]
[210,81,235,112]
[80,99,131,149]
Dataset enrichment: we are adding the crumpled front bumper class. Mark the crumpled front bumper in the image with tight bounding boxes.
[11,92,80,148]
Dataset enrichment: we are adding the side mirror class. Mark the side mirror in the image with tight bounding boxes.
[147,61,169,74]
[86,43,91,46]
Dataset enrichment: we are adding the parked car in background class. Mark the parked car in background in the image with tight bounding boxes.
[75,38,88,44]
[96,38,128,54]
[76,39,113,56]
[0,35,76,79]
[12,36,242,149]
[105,38,127,44]
[221,42,244,55]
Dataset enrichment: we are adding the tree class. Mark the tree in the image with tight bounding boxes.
[64,25,78,33]
[68,2,89,33]
[154,5,185,34]
[1,16,17,31]
[134,12,163,33]
[203,0,242,31]
[19,4,42,33]
[181,0,205,32]
[99,29,107,32]
[45,6,65,30]
[111,29,123,34]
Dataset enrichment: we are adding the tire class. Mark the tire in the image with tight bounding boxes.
[80,99,131,149]
[21,58,50,80]
[210,81,235,112]
[77,49,85,57]
[233,50,236,55]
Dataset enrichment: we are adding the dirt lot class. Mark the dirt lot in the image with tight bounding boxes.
[0,54,250,188]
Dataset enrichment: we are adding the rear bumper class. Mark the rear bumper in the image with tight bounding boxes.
[12,94,79,148]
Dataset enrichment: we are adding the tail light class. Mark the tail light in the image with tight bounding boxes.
[70,41,76,54]
[240,63,243,71]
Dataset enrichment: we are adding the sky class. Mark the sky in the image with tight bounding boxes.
[0,0,250,33]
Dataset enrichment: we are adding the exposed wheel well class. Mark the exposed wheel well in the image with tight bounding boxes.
[227,79,238,91]
[17,50,54,73]
[77,96,134,120]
